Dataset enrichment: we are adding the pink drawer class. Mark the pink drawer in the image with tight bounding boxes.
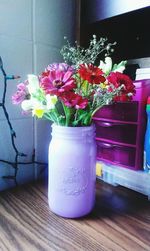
[93,102,138,122]
[96,140,136,169]
[95,121,137,145]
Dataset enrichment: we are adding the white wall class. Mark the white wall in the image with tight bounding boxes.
[0,0,76,190]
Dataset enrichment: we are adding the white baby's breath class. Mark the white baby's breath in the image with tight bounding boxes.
[60,35,116,69]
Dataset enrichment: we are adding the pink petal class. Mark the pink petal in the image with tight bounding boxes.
[41,76,51,84]
[49,71,56,82]
[55,70,63,81]
[64,79,76,88]
[63,71,73,82]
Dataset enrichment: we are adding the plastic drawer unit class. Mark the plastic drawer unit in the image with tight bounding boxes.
[93,79,150,170]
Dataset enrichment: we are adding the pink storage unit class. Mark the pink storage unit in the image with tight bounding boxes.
[95,121,137,144]
[96,142,136,168]
[93,79,150,170]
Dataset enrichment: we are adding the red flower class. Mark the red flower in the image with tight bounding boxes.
[107,72,135,101]
[78,64,106,84]
[40,70,50,78]
[59,91,88,109]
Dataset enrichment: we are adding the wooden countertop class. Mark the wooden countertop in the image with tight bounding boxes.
[0,179,150,251]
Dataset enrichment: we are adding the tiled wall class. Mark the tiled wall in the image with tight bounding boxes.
[0,0,76,190]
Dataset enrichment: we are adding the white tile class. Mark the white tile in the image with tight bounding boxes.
[0,162,17,191]
[34,119,52,163]
[0,35,33,120]
[0,0,77,191]
[0,0,32,40]
[0,120,16,162]
[34,119,51,179]
[0,162,35,191]
[17,164,35,185]
[0,118,34,162]
[34,0,76,48]
[0,117,35,190]
[34,44,62,73]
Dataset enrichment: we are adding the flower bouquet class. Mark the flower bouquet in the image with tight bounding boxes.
[12,35,136,218]
[12,35,135,127]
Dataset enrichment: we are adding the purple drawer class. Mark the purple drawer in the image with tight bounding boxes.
[93,102,138,122]
[96,140,137,169]
[95,121,137,145]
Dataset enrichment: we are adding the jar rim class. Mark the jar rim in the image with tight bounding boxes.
[51,123,95,139]
[52,123,95,129]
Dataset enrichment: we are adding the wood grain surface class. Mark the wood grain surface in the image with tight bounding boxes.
[0,179,150,251]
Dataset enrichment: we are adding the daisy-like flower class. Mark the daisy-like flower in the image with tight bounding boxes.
[107,72,135,101]
[78,64,106,84]
[40,63,76,95]
[46,63,74,72]
[59,91,88,109]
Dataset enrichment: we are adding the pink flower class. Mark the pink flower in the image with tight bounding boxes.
[12,82,29,104]
[46,63,74,72]
[59,91,88,109]
[40,69,76,95]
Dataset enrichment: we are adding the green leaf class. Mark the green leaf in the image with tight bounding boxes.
[112,60,127,72]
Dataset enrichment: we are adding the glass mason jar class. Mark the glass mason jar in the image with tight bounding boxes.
[48,124,96,218]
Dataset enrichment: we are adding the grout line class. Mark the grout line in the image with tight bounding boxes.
[31,0,38,180]
[0,33,33,42]
[32,0,36,74]
[0,117,34,121]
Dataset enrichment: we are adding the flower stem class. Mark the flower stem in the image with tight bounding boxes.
[62,102,71,126]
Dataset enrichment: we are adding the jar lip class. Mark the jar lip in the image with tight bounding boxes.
[51,124,96,136]
[52,123,95,130]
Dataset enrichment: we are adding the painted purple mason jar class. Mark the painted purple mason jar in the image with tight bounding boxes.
[48,124,96,218]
